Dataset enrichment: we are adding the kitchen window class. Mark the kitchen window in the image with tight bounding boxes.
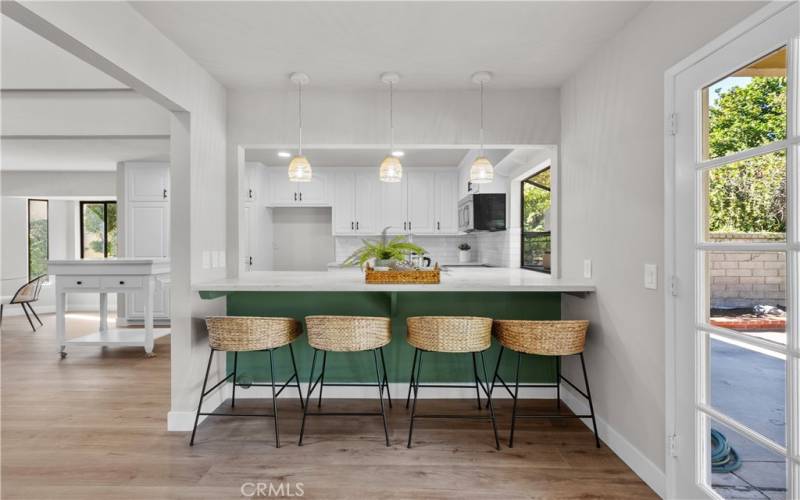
[27,199,48,279]
[520,167,551,273]
[80,201,117,259]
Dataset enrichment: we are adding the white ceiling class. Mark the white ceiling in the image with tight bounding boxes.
[131,1,648,90]
[0,138,170,171]
[245,147,515,168]
[1,15,127,90]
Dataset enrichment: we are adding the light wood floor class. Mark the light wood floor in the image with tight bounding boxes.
[1,313,656,499]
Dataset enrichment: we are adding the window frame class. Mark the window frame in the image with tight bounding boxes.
[79,201,117,259]
[520,166,552,274]
[27,198,49,280]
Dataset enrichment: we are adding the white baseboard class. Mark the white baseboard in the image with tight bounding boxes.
[559,384,666,498]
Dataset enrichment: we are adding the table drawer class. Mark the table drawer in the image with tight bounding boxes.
[101,276,144,289]
[62,277,100,289]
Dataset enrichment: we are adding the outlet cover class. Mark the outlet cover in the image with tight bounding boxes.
[583,259,592,279]
[645,264,658,290]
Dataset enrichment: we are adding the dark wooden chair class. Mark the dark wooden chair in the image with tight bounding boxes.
[1,275,46,332]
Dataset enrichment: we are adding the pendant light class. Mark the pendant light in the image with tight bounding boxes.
[470,71,494,184]
[379,72,402,183]
[288,72,312,182]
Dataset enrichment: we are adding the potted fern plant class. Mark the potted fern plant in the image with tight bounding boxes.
[344,227,426,269]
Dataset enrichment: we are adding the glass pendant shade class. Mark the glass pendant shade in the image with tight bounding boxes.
[379,155,403,183]
[469,156,494,184]
[288,155,312,182]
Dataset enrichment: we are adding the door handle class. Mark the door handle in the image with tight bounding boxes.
[163,189,168,199]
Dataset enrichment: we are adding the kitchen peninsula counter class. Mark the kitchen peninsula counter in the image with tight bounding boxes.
[193,268,593,387]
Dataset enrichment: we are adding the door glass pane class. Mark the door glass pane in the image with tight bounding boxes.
[709,334,785,446]
[703,46,787,160]
[82,203,105,259]
[705,151,787,241]
[27,200,48,279]
[706,251,787,345]
[708,418,786,500]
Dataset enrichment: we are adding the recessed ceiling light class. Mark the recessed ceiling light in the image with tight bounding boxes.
[391,150,404,157]
[278,151,291,158]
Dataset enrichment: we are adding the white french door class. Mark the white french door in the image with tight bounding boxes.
[670,4,799,499]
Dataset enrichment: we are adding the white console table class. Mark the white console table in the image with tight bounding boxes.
[48,259,170,358]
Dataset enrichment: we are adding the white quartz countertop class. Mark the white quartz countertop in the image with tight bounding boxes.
[193,267,595,293]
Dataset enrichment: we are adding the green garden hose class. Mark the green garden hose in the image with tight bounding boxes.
[711,428,741,473]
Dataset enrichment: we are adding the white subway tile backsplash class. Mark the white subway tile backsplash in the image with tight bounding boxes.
[334,234,478,265]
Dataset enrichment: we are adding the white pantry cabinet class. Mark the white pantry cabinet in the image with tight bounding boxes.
[120,162,170,323]
[266,169,329,206]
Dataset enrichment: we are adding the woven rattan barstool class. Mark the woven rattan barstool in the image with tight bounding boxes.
[488,320,600,448]
[298,316,392,446]
[405,316,500,450]
[189,316,304,447]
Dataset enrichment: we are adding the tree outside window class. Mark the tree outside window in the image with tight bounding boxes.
[521,168,551,273]
[80,201,117,259]
[28,199,48,279]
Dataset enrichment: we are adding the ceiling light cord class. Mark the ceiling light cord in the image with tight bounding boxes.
[298,80,303,155]
[389,81,394,152]
[479,81,484,156]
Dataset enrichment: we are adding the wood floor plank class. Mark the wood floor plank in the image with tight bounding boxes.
[1,313,656,499]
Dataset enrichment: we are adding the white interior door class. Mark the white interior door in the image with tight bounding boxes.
[670,5,798,498]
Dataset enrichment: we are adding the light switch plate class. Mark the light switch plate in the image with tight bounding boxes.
[644,264,658,290]
[583,259,592,279]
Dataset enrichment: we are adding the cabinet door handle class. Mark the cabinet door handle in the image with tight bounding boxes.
[163,189,168,199]
[294,192,297,201]
[249,256,253,266]
[119,280,125,285]
[403,222,407,231]
[299,192,303,202]
[351,221,354,230]
[408,221,412,231]
[356,221,359,230]
[437,221,440,231]
[76,281,83,285]
[248,189,253,199]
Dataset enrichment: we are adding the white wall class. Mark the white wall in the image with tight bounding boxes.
[1,171,116,197]
[558,0,764,491]
[2,0,228,429]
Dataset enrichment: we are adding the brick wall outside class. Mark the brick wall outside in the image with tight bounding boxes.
[709,232,786,309]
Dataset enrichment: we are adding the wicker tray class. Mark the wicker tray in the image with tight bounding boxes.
[365,264,440,284]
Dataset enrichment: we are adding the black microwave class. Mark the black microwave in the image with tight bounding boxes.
[457,193,506,232]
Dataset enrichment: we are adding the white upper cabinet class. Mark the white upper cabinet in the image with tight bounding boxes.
[129,164,169,202]
[266,169,329,206]
[332,171,356,234]
[380,177,408,234]
[242,163,260,202]
[434,171,459,233]
[354,171,380,234]
[406,171,435,234]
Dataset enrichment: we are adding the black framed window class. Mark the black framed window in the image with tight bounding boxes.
[80,201,117,259]
[521,167,551,273]
[28,199,49,279]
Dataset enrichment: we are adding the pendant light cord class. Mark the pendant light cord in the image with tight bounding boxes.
[389,81,394,152]
[298,81,303,155]
[479,81,484,156]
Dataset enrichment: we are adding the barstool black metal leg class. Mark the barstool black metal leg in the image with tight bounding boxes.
[405,348,418,409]
[298,349,318,446]
[317,351,327,408]
[373,350,391,447]
[231,352,239,408]
[288,343,305,409]
[477,352,500,450]
[471,352,482,410]
[27,303,43,326]
[407,350,423,448]
[580,353,601,448]
[21,303,36,332]
[485,346,504,408]
[509,351,522,448]
[190,348,215,446]
[268,348,281,448]
[556,356,561,410]
[379,347,392,408]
